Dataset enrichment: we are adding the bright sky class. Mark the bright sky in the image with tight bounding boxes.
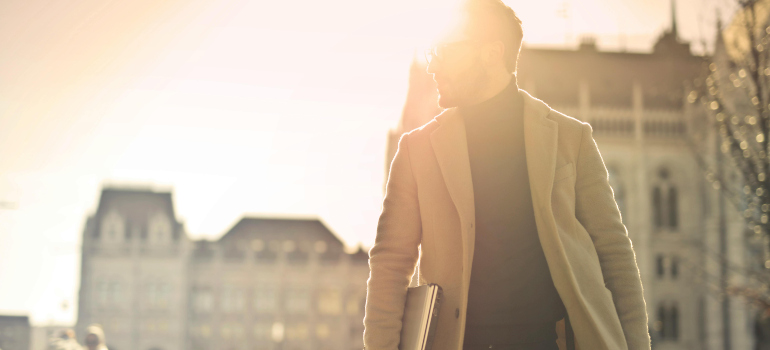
[0,0,733,325]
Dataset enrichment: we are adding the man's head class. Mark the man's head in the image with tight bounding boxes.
[84,324,106,350]
[84,334,99,350]
[59,329,75,340]
[426,0,523,108]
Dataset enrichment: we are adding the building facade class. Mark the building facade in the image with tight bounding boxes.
[30,325,77,350]
[0,315,31,350]
[76,188,369,350]
[386,17,758,350]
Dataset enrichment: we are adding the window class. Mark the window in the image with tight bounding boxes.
[251,239,265,252]
[350,323,364,339]
[220,323,244,340]
[346,295,363,315]
[190,324,212,338]
[254,322,273,340]
[192,241,214,261]
[97,281,109,306]
[314,241,327,254]
[656,255,665,278]
[653,187,663,227]
[272,322,285,342]
[143,319,170,334]
[285,323,309,340]
[668,187,678,228]
[148,213,172,244]
[223,244,245,262]
[656,305,666,338]
[100,211,125,243]
[656,302,680,341]
[316,323,331,339]
[221,286,244,313]
[319,244,342,265]
[256,240,278,263]
[146,282,171,309]
[285,240,309,265]
[254,288,277,313]
[192,288,213,313]
[652,167,679,230]
[670,304,679,340]
[201,324,211,338]
[655,255,680,280]
[285,288,310,314]
[671,256,679,279]
[96,279,123,308]
[317,289,342,315]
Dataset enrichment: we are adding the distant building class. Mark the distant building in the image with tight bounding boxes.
[386,8,756,350]
[30,326,79,350]
[0,315,31,350]
[76,187,369,350]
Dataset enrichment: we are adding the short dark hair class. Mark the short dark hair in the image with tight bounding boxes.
[462,0,524,73]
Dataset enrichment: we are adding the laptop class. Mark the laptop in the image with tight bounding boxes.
[398,284,443,350]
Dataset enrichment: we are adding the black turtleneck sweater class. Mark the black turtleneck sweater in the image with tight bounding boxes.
[460,80,565,348]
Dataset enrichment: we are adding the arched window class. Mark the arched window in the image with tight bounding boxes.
[100,211,125,243]
[285,288,310,314]
[221,285,245,313]
[317,288,342,315]
[95,278,123,308]
[148,213,172,245]
[145,281,171,310]
[192,287,213,314]
[656,305,667,339]
[652,167,679,231]
[656,255,665,278]
[670,303,679,340]
[657,301,680,341]
[668,187,678,228]
[653,187,663,228]
[671,256,679,279]
[253,287,277,313]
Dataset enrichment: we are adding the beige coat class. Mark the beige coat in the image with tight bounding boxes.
[364,90,650,350]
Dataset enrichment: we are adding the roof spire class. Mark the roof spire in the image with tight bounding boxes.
[716,7,722,31]
[671,0,678,38]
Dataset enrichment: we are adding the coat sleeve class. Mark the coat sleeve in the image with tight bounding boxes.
[363,133,422,350]
[574,123,651,350]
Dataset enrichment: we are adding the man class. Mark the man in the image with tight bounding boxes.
[83,325,108,350]
[363,0,650,349]
[50,329,82,350]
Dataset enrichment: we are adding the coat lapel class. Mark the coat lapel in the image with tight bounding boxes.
[430,109,476,272]
[521,89,559,212]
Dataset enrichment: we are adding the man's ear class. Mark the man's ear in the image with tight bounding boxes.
[482,40,506,68]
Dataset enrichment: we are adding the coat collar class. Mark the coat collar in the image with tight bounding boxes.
[429,89,558,269]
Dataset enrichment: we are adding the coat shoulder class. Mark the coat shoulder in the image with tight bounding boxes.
[521,89,588,139]
[399,113,442,142]
[548,107,589,135]
[544,106,591,162]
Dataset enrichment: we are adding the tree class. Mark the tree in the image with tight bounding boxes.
[690,0,770,339]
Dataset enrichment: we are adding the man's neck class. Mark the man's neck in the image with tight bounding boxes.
[467,74,515,107]
[458,76,521,122]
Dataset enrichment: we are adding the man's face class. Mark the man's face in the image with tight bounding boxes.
[85,334,99,349]
[426,38,489,109]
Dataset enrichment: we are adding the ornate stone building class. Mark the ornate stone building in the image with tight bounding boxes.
[76,187,369,350]
[386,16,757,350]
